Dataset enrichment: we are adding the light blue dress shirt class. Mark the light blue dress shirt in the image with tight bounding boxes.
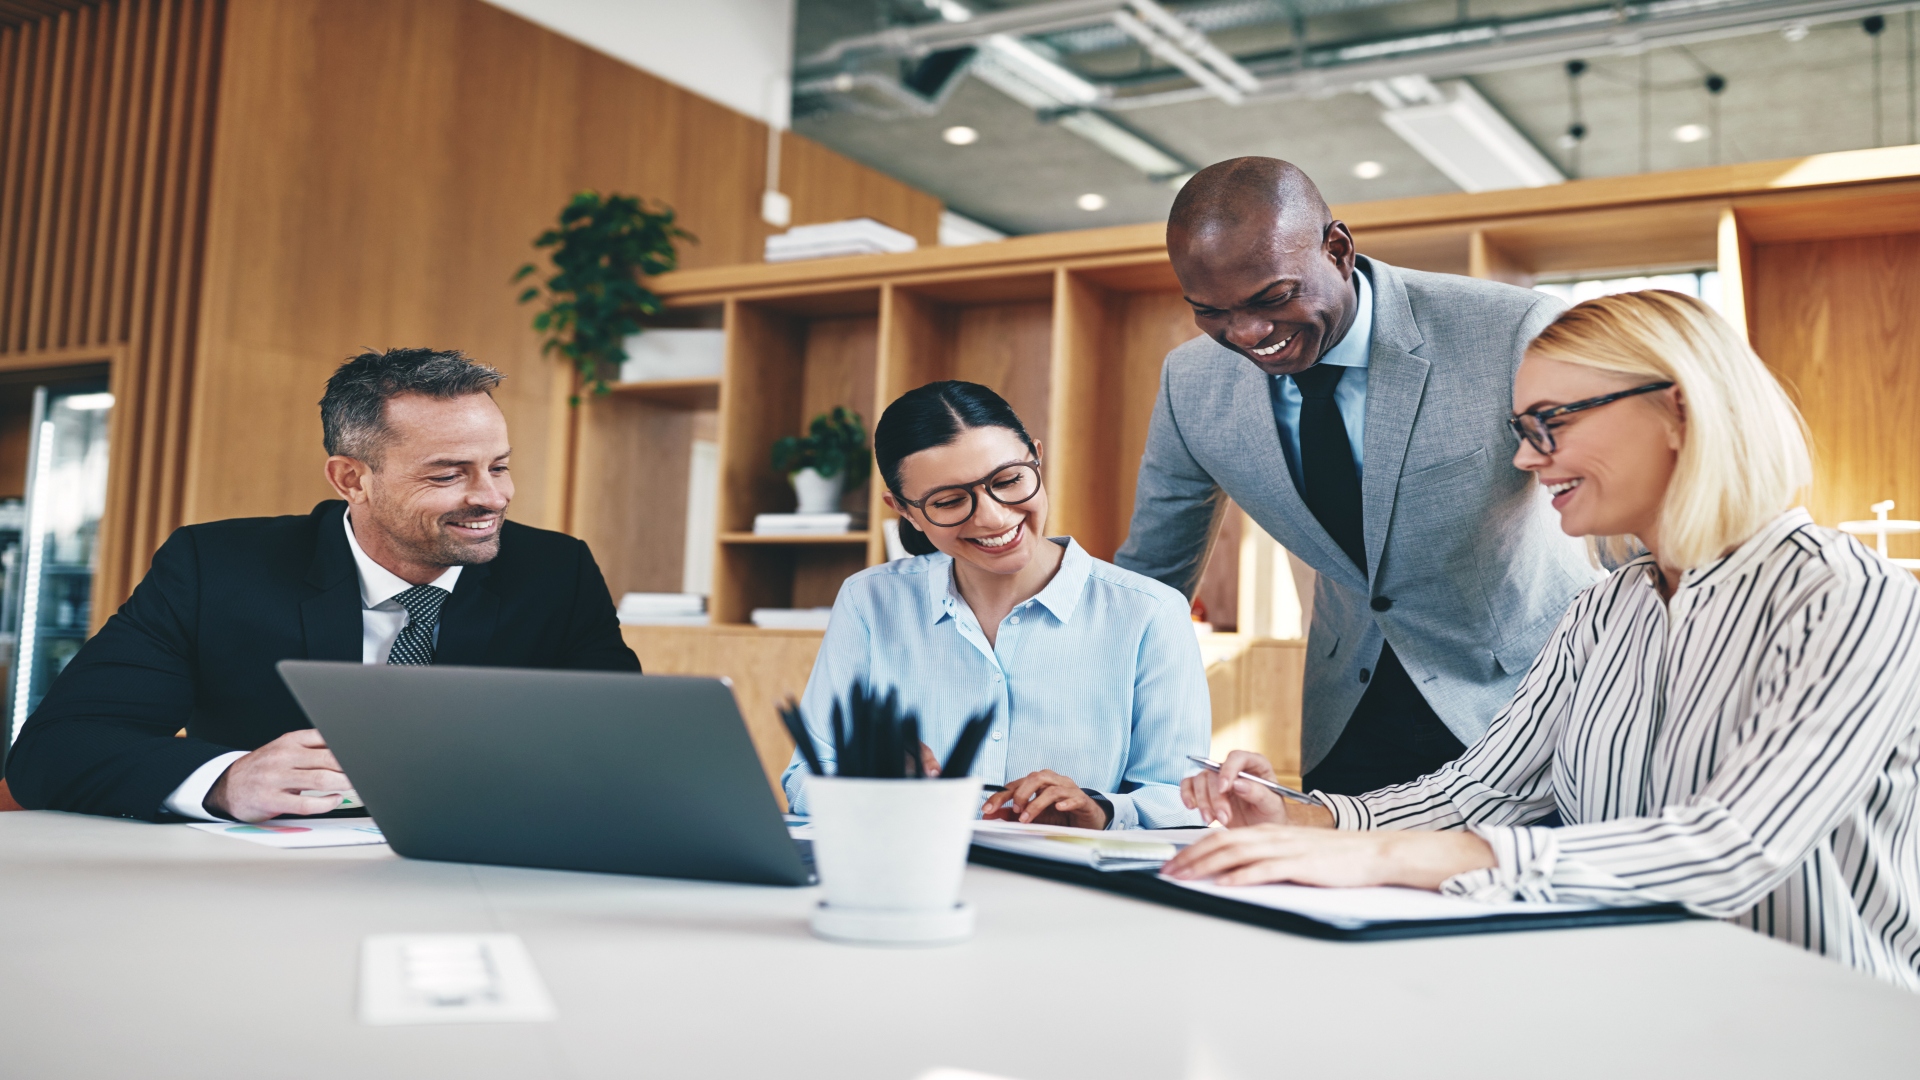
[781,538,1210,829]
[1269,266,1373,491]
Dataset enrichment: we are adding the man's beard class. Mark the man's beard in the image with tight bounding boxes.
[375,506,507,568]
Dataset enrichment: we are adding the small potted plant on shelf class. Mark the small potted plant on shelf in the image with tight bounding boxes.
[772,407,869,514]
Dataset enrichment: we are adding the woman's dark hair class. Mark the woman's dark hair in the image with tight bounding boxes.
[875,381,1037,556]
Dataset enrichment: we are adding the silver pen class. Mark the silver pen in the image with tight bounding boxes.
[1187,755,1317,804]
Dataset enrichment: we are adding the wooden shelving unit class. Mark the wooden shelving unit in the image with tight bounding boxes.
[567,144,1920,629]
[565,145,1920,798]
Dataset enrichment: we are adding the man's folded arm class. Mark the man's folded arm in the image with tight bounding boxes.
[559,538,642,673]
[6,529,233,820]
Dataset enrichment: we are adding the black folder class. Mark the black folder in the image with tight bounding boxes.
[969,845,1694,942]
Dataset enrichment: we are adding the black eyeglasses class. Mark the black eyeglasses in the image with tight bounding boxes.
[1509,382,1674,455]
[896,461,1042,527]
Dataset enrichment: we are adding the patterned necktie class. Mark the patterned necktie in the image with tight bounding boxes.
[386,585,450,666]
[1290,362,1367,572]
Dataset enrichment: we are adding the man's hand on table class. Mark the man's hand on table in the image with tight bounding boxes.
[203,729,350,822]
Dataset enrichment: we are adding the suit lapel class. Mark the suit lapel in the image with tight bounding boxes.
[301,502,364,662]
[434,560,499,666]
[1227,359,1367,590]
[1358,258,1431,583]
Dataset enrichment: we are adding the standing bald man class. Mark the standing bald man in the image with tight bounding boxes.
[1115,158,1596,796]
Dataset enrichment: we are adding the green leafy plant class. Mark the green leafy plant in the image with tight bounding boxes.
[772,407,870,483]
[513,191,693,399]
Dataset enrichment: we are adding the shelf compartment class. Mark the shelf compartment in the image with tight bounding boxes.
[608,377,720,410]
[714,543,869,624]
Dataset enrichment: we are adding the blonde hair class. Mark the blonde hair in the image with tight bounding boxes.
[1525,290,1811,570]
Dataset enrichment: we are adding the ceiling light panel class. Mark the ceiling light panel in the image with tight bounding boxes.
[1377,80,1564,191]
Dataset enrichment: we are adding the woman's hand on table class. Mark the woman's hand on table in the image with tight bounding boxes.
[1161,824,1496,890]
[1180,750,1330,828]
[982,769,1108,830]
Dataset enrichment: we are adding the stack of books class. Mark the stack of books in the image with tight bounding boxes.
[750,608,834,631]
[617,592,708,627]
[764,218,918,263]
[616,328,725,384]
[753,512,858,536]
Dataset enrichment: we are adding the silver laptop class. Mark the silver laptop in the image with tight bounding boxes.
[276,661,812,887]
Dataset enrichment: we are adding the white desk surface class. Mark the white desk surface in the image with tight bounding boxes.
[3,810,1916,1079]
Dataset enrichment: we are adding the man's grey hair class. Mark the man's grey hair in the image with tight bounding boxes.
[321,348,504,466]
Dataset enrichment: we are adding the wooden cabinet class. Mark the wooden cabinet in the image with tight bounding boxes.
[574,145,1920,793]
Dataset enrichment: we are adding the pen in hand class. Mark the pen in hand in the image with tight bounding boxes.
[1187,755,1316,804]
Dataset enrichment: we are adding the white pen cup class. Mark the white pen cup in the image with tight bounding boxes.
[804,774,981,945]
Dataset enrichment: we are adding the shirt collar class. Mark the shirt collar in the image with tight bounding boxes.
[1317,265,1373,370]
[925,537,1092,626]
[343,508,462,609]
[1679,507,1813,590]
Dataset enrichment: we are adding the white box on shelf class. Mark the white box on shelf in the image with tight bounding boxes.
[618,592,708,626]
[750,608,834,631]
[753,512,856,536]
[617,328,725,384]
[764,218,917,263]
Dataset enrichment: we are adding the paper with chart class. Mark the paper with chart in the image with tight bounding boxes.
[188,818,387,848]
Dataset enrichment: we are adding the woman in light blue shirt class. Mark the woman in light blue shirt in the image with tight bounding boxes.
[781,381,1210,830]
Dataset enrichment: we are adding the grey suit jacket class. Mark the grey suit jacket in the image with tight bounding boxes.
[1115,256,1599,771]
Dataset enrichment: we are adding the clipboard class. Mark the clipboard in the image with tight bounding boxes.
[968,845,1694,942]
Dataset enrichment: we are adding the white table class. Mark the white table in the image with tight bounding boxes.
[3,810,1915,1079]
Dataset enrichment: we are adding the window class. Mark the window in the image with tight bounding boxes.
[1535,270,1722,312]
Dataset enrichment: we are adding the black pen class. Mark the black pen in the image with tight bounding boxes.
[1187,755,1316,804]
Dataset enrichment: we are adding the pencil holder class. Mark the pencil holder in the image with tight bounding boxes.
[805,775,981,945]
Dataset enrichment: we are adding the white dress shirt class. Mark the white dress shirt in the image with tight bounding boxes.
[1320,510,1920,989]
[160,510,462,821]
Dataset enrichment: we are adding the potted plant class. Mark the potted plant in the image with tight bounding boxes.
[772,407,870,514]
[513,191,692,400]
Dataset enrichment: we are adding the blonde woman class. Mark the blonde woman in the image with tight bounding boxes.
[1163,290,1920,988]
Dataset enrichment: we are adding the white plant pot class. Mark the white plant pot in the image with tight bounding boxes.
[805,775,981,945]
[790,467,845,514]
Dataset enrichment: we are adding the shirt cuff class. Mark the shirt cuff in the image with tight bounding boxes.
[1439,824,1560,903]
[161,751,248,821]
[1315,790,1371,830]
[1099,790,1135,831]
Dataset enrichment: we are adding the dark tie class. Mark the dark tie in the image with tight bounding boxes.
[386,585,450,666]
[1290,363,1366,572]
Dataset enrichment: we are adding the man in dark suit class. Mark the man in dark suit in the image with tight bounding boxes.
[6,348,639,822]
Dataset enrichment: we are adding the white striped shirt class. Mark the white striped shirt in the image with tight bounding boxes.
[1320,509,1920,989]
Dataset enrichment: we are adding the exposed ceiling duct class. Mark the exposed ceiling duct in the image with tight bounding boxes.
[794,0,1920,192]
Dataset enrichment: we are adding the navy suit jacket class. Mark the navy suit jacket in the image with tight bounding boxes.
[6,500,640,819]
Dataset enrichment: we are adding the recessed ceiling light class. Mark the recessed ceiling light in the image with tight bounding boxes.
[1077,192,1107,211]
[942,125,979,146]
[1352,160,1385,180]
[1671,123,1708,144]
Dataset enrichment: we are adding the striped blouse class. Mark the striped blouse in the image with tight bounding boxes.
[1318,509,1920,989]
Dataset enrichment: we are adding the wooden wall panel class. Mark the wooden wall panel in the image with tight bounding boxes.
[1751,232,1920,561]
[782,130,938,246]
[183,0,939,533]
[0,0,221,623]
